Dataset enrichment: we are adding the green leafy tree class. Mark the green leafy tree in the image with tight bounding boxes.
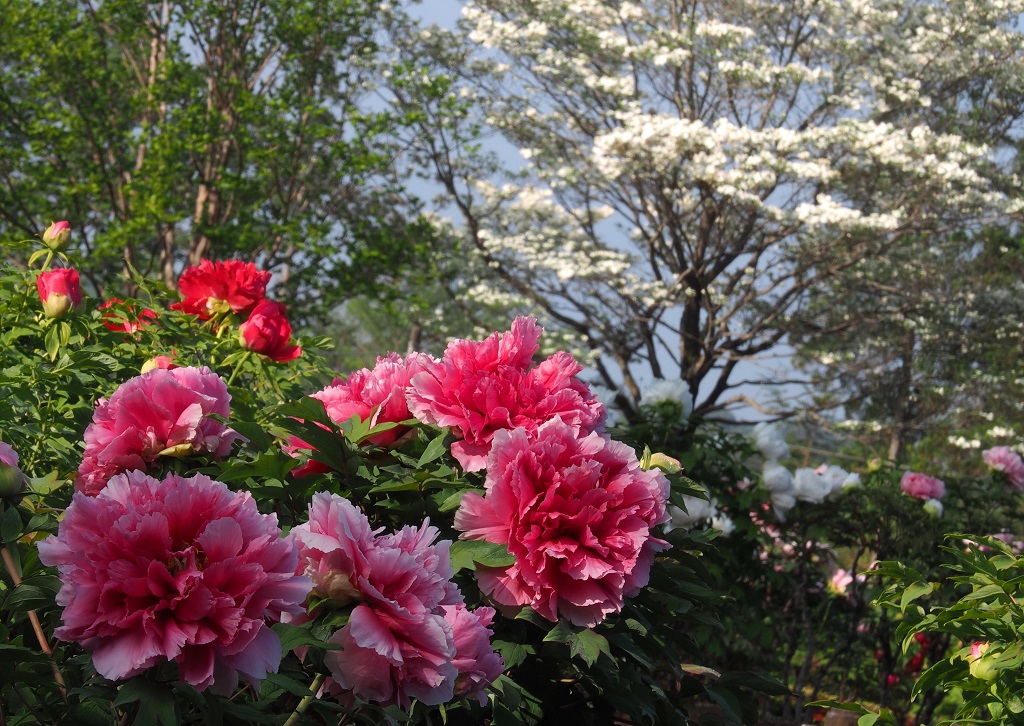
[0,0,428,319]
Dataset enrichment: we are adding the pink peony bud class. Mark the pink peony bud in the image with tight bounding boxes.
[41,220,71,250]
[140,355,177,373]
[0,442,25,498]
[36,268,84,318]
[968,641,998,681]
[239,300,301,362]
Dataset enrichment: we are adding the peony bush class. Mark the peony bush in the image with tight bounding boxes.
[0,229,761,725]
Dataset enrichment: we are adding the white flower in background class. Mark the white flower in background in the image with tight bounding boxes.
[711,513,736,537]
[639,378,693,419]
[923,498,943,517]
[762,460,794,493]
[666,494,717,531]
[819,465,850,496]
[772,491,797,521]
[793,467,831,504]
[753,422,790,461]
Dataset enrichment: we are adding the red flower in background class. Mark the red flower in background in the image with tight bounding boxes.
[99,298,157,333]
[173,259,270,319]
[239,300,301,362]
[36,268,84,318]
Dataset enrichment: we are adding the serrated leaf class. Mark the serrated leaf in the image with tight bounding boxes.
[493,640,536,669]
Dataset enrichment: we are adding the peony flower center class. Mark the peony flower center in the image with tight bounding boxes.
[206,297,232,315]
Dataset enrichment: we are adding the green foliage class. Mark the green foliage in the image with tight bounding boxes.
[877,534,1024,724]
[0,0,429,321]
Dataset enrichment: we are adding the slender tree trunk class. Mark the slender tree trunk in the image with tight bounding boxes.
[887,330,916,462]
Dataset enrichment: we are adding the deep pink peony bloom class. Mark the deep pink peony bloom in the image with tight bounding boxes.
[38,471,311,693]
[75,366,240,496]
[455,418,670,627]
[36,268,84,318]
[900,471,946,500]
[312,352,436,446]
[173,259,271,319]
[99,298,158,333]
[239,300,301,362]
[442,603,504,705]
[982,446,1024,490]
[407,317,605,472]
[292,492,463,709]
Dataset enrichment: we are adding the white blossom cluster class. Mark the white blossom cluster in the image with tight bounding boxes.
[752,423,860,518]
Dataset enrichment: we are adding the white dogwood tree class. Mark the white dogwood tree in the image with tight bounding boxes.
[383,0,1024,420]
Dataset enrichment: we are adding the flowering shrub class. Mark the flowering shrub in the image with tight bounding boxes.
[0,233,764,725]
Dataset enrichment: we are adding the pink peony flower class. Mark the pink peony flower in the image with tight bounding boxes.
[98,298,158,333]
[75,366,240,496]
[310,352,436,447]
[37,471,311,693]
[982,446,1024,490]
[42,220,71,250]
[900,471,946,500]
[442,603,504,705]
[36,268,84,318]
[455,418,670,627]
[172,259,271,319]
[407,317,605,472]
[292,492,463,709]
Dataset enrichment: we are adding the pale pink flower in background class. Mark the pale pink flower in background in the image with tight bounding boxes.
[38,471,310,693]
[312,352,436,446]
[442,604,505,705]
[0,441,17,468]
[455,418,669,627]
[900,471,946,500]
[0,440,24,496]
[291,493,467,709]
[982,446,1024,489]
[407,317,605,472]
[75,366,240,495]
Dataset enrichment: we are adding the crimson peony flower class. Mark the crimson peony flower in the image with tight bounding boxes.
[407,317,605,472]
[239,300,301,362]
[313,352,436,445]
[36,268,84,318]
[982,446,1024,490]
[455,418,670,627]
[292,492,489,710]
[442,603,505,705]
[173,259,271,319]
[38,471,311,693]
[75,366,240,496]
[98,298,158,333]
[900,471,946,500]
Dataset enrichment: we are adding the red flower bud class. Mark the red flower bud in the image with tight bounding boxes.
[42,220,71,250]
[36,268,84,318]
[239,300,301,362]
